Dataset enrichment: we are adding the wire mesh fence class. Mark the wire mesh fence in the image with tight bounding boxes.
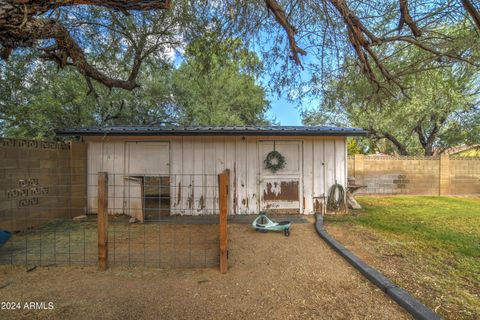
[107,217,219,268]
[0,169,94,266]
[0,170,224,269]
[95,173,221,268]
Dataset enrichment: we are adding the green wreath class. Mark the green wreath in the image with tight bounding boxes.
[264,150,286,173]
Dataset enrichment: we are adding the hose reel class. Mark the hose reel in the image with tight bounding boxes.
[327,182,346,212]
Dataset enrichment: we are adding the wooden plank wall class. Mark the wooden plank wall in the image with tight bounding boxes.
[85,136,347,215]
[87,142,126,215]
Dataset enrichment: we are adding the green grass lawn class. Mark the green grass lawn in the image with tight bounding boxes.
[325,196,480,319]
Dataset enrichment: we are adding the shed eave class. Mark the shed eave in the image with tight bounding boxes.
[55,127,368,137]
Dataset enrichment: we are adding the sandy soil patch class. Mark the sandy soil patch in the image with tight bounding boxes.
[0,222,409,319]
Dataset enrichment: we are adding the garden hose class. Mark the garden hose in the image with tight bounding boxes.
[327,183,346,212]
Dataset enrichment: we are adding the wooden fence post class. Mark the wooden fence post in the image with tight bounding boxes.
[218,169,229,274]
[97,172,108,271]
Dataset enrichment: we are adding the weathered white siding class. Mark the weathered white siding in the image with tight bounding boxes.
[258,141,302,213]
[85,135,347,215]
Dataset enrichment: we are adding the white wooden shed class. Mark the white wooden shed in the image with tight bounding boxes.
[56,126,366,217]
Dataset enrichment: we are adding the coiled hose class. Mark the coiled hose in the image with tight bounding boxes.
[327,183,346,212]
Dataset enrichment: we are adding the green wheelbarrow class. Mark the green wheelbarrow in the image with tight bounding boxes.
[252,211,291,237]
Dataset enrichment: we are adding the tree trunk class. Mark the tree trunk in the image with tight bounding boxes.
[414,114,446,157]
[0,0,170,89]
[423,144,434,156]
[265,0,305,67]
[461,0,480,31]
[414,127,435,156]
[383,132,409,155]
[398,0,421,37]
[368,128,409,155]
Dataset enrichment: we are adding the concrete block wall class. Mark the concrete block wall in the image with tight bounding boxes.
[69,141,87,217]
[449,157,480,195]
[0,138,87,231]
[348,155,480,195]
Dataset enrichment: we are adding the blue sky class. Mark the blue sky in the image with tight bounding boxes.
[173,37,320,125]
[262,72,321,125]
[257,40,321,125]
[267,96,303,125]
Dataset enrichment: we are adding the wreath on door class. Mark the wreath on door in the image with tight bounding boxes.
[264,144,286,173]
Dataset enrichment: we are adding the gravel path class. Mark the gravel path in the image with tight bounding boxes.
[0,221,410,319]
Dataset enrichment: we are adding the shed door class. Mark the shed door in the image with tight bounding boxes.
[125,142,170,220]
[258,141,302,214]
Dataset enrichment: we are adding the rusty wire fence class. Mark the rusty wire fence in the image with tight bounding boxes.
[0,169,95,267]
[93,172,222,268]
[0,170,226,269]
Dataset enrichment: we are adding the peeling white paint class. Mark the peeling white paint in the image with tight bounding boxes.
[85,136,347,215]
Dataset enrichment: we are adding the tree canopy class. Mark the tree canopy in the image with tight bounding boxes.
[0,31,269,138]
[1,1,480,93]
[172,32,269,126]
[303,31,480,155]
[1,0,480,146]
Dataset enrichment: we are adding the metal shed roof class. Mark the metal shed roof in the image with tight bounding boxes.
[55,126,368,137]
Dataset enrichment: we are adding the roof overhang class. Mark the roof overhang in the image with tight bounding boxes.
[55,126,368,137]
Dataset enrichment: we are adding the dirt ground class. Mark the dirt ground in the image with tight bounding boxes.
[0,222,410,320]
[0,218,219,268]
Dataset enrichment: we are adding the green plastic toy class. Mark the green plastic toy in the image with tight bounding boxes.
[252,211,291,237]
